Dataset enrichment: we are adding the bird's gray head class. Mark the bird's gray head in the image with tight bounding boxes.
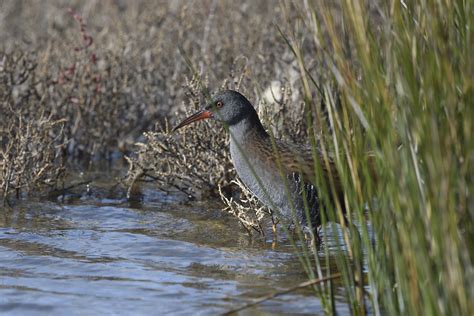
[173,90,262,132]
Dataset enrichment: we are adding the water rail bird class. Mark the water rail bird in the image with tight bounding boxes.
[173,90,356,241]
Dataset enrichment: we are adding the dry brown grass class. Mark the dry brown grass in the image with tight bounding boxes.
[0,112,67,202]
[0,53,68,201]
[0,1,314,221]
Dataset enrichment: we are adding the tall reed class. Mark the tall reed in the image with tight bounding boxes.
[280,1,472,314]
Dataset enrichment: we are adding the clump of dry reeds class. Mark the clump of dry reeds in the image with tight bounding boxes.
[123,77,232,199]
[0,112,67,202]
[0,53,68,201]
[218,179,276,236]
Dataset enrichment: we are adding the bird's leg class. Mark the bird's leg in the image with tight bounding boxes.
[271,239,277,250]
[271,215,279,237]
[303,226,322,250]
[287,223,296,235]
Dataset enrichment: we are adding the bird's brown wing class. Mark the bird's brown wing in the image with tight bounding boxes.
[273,139,378,208]
[255,136,377,211]
[272,140,345,207]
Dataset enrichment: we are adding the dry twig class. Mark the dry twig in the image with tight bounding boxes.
[223,273,342,315]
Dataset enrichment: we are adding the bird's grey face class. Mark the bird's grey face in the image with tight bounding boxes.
[205,91,250,125]
[173,90,251,131]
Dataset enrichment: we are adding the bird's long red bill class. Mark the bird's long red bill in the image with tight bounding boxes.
[172,110,213,132]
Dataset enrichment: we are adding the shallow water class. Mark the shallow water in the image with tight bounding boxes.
[0,172,352,315]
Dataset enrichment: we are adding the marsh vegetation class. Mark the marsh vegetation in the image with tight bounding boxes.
[0,1,472,315]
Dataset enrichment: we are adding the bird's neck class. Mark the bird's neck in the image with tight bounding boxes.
[228,115,268,144]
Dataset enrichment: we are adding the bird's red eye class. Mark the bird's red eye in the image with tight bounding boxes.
[216,101,223,108]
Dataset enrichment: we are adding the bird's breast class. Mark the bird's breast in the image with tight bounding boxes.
[229,138,293,217]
